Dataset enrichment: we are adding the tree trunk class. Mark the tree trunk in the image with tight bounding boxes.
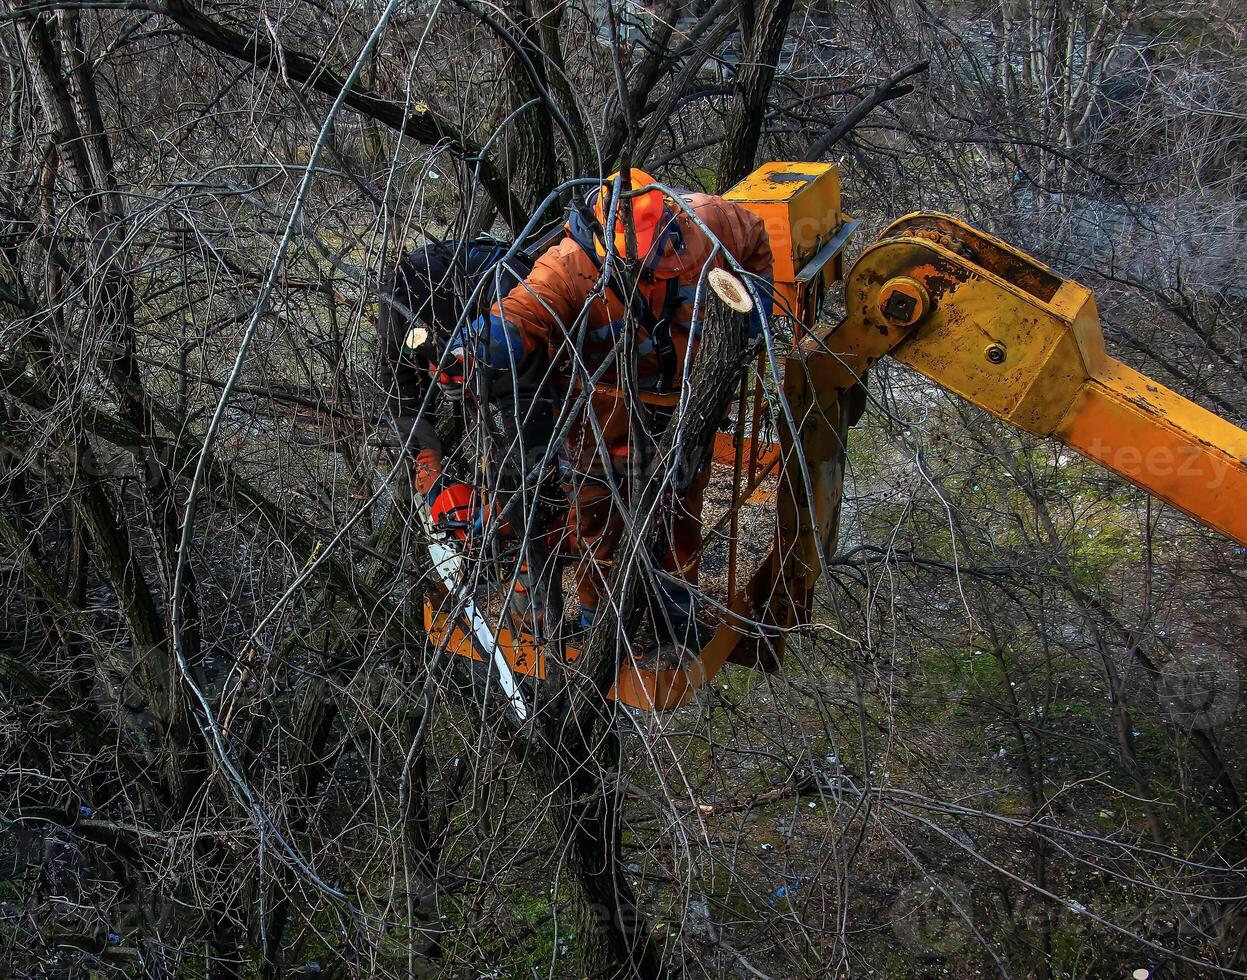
[537,298,753,979]
[715,0,795,189]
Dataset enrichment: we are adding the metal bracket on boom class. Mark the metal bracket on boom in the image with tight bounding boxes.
[833,213,1247,546]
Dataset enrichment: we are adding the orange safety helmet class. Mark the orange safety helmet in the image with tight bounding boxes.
[594,168,667,260]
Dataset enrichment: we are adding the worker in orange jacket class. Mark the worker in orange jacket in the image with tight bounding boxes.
[441,169,773,643]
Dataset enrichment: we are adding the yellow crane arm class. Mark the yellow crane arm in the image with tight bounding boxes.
[827,213,1247,546]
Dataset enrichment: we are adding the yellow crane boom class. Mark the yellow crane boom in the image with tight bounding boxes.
[833,212,1247,548]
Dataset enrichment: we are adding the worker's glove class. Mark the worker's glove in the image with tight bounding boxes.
[431,351,467,402]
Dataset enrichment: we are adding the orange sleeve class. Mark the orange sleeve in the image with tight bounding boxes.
[694,195,774,279]
[490,238,599,358]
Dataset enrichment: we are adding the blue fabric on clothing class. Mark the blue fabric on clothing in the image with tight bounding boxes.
[449,313,525,371]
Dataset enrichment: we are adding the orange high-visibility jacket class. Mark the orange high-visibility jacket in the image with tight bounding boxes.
[483,191,774,391]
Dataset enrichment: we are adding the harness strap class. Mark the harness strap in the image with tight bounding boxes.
[648,276,682,393]
[566,206,683,393]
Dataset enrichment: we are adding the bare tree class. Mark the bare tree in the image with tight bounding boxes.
[2,0,1245,977]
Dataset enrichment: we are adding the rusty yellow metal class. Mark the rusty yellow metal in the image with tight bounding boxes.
[1056,362,1247,546]
[877,276,930,327]
[749,329,854,630]
[725,161,845,322]
[840,212,1247,546]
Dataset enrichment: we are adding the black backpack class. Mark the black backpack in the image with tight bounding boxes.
[386,238,533,346]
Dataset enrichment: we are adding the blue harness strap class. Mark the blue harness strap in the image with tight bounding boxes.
[566,205,684,393]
